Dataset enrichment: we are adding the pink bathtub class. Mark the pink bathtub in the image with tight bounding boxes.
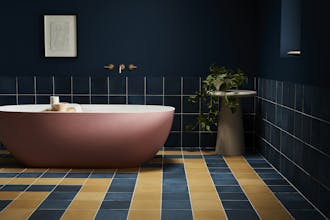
[0,104,174,168]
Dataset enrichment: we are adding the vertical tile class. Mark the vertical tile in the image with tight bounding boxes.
[0,76,16,94]
[128,76,144,95]
[164,76,181,95]
[282,81,295,108]
[91,77,108,95]
[36,76,53,94]
[146,77,163,95]
[109,76,126,94]
[54,76,71,94]
[183,77,199,95]
[18,76,35,94]
[72,76,90,94]
[276,80,283,105]
[295,83,303,111]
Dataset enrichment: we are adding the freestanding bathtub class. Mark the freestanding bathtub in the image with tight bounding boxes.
[0,104,174,168]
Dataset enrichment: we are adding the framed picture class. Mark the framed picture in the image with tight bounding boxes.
[44,15,77,57]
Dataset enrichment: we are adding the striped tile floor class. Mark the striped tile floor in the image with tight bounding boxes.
[0,149,326,220]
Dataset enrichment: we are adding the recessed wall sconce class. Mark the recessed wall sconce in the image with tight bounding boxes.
[287,50,301,56]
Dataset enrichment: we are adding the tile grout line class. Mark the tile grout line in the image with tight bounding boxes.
[257,155,329,220]
[257,134,330,191]
[224,156,293,220]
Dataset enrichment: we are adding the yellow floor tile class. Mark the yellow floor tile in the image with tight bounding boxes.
[0,208,34,220]
[127,210,160,220]
[117,168,139,173]
[0,178,12,184]
[8,178,36,184]
[84,178,111,185]
[60,178,87,185]
[74,192,105,200]
[191,199,223,210]
[194,210,227,220]
[16,192,49,200]
[61,209,97,220]
[129,199,161,210]
[23,168,48,172]
[80,185,109,192]
[0,192,21,200]
[163,158,183,164]
[6,199,42,209]
[70,169,93,173]
[162,150,182,155]
[0,168,24,172]
[33,178,62,185]
[68,200,102,209]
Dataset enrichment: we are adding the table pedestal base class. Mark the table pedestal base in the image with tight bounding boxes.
[215,103,245,155]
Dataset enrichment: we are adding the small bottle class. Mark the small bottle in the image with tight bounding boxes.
[50,96,60,105]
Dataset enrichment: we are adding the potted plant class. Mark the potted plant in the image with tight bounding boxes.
[186,64,247,132]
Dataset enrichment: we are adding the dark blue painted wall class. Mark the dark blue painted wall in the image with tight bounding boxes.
[0,0,258,76]
[258,0,330,87]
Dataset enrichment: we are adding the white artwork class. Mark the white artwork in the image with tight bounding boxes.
[44,15,77,57]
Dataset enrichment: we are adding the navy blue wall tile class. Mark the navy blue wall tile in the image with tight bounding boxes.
[73,96,90,104]
[128,77,144,95]
[146,96,163,105]
[147,77,163,95]
[73,77,90,94]
[109,96,126,104]
[241,97,255,113]
[282,81,295,109]
[18,96,35,104]
[0,77,16,94]
[165,133,181,147]
[182,115,198,131]
[295,83,303,111]
[0,96,16,105]
[183,77,199,95]
[18,76,34,94]
[109,76,126,95]
[59,96,72,103]
[171,115,181,131]
[164,77,181,95]
[91,77,108,94]
[91,96,108,104]
[36,76,53,94]
[54,77,71,94]
[200,133,217,148]
[183,96,198,113]
[128,96,144,104]
[276,81,283,105]
[182,132,198,147]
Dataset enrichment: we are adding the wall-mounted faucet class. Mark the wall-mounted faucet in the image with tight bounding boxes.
[119,64,125,74]
[128,64,138,71]
[104,64,114,70]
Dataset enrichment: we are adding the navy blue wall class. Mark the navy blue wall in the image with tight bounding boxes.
[258,0,330,87]
[0,0,258,76]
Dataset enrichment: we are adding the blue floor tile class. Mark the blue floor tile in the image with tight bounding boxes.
[225,210,259,220]
[162,210,193,220]
[269,185,296,192]
[108,184,135,192]
[222,201,254,210]
[208,168,231,173]
[0,185,29,191]
[95,210,128,220]
[41,172,67,178]
[54,185,81,192]
[0,173,19,177]
[27,185,56,192]
[219,193,248,201]
[183,155,202,158]
[29,210,65,220]
[90,173,114,178]
[104,192,133,201]
[216,186,243,193]
[0,200,11,211]
[163,185,189,193]
[213,179,239,185]
[17,172,43,178]
[290,210,326,220]
[100,201,131,209]
[38,200,72,210]
[258,173,283,179]
[263,179,289,185]
[162,200,191,210]
[115,173,138,178]
[162,193,190,200]
[254,168,277,174]
[66,173,90,178]
[46,192,77,200]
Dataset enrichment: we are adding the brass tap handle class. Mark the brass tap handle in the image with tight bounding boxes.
[104,64,114,70]
[128,64,138,71]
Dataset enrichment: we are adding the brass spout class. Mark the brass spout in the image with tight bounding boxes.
[128,64,138,71]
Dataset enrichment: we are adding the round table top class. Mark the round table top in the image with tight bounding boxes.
[207,90,257,97]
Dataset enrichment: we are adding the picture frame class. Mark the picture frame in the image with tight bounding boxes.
[44,15,77,57]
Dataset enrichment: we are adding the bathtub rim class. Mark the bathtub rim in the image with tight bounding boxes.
[0,104,175,114]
